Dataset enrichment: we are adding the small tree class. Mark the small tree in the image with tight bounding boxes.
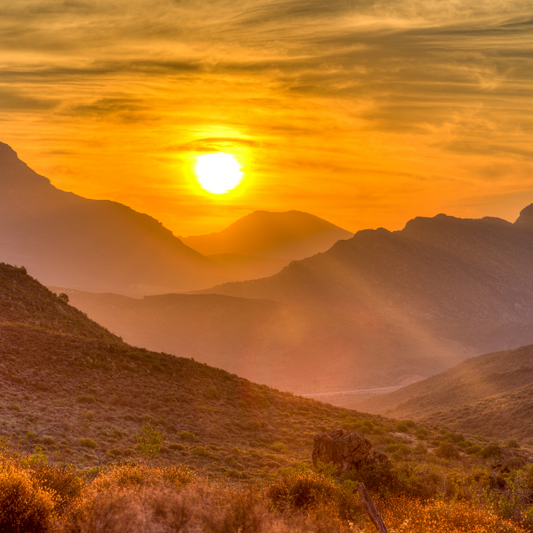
[136,423,164,459]
[58,293,69,304]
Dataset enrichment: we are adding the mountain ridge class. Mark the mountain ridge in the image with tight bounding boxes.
[0,142,229,296]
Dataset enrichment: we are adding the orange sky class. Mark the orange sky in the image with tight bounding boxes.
[1,0,532,236]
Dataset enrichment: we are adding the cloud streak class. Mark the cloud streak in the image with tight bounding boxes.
[1,0,532,234]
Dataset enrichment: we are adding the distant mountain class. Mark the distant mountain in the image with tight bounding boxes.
[200,207,533,356]
[356,343,533,441]
[0,142,230,295]
[181,210,353,260]
[53,287,460,393]
[57,205,533,397]
[180,210,353,280]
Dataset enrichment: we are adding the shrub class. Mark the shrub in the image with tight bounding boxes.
[136,423,164,459]
[201,489,265,533]
[64,486,191,533]
[191,446,210,457]
[479,444,503,460]
[269,442,288,454]
[78,438,97,449]
[505,439,520,449]
[435,442,460,460]
[180,431,199,443]
[267,467,339,511]
[0,466,54,533]
[76,395,96,404]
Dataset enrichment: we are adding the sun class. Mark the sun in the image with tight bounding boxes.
[195,153,243,194]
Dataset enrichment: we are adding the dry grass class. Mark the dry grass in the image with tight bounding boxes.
[1,448,533,533]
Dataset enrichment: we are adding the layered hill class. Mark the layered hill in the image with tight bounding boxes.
[200,206,533,356]
[181,210,353,279]
[57,205,533,397]
[52,288,457,393]
[0,143,231,295]
[357,343,533,442]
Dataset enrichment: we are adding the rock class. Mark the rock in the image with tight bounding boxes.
[312,429,372,474]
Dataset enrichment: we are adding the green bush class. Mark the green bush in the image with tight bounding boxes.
[479,444,503,459]
[136,423,164,459]
[267,467,339,511]
[435,442,460,460]
[76,394,96,404]
[78,438,97,449]
[180,431,199,443]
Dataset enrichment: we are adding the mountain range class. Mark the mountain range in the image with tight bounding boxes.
[4,141,533,401]
[56,204,533,396]
[0,142,351,295]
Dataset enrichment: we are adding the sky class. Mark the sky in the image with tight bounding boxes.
[1,0,532,236]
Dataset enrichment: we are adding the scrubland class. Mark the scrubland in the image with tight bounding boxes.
[2,440,533,533]
[3,263,533,531]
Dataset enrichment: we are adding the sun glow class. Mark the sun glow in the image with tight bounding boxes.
[195,153,243,194]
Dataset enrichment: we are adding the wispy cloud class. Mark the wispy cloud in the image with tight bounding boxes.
[1,0,532,234]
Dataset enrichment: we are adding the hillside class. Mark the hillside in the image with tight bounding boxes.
[0,142,230,295]
[422,381,533,442]
[3,262,532,489]
[356,343,533,441]
[0,261,388,476]
[52,287,462,394]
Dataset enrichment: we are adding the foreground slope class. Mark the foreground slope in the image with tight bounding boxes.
[0,143,229,295]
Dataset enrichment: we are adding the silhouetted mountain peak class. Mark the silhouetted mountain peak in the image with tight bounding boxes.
[515,204,533,230]
[181,209,353,261]
[0,141,18,160]
[0,142,51,189]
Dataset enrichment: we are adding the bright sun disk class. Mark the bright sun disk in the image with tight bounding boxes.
[195,153,243,194]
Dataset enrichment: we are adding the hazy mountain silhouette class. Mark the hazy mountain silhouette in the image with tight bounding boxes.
[0,143,355,292]
[357,342,533,441]
[55,286,467,394]
[200,207,533,356]
[0,142,232,295]
[54,204,533,396]
[181,211,353,280]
